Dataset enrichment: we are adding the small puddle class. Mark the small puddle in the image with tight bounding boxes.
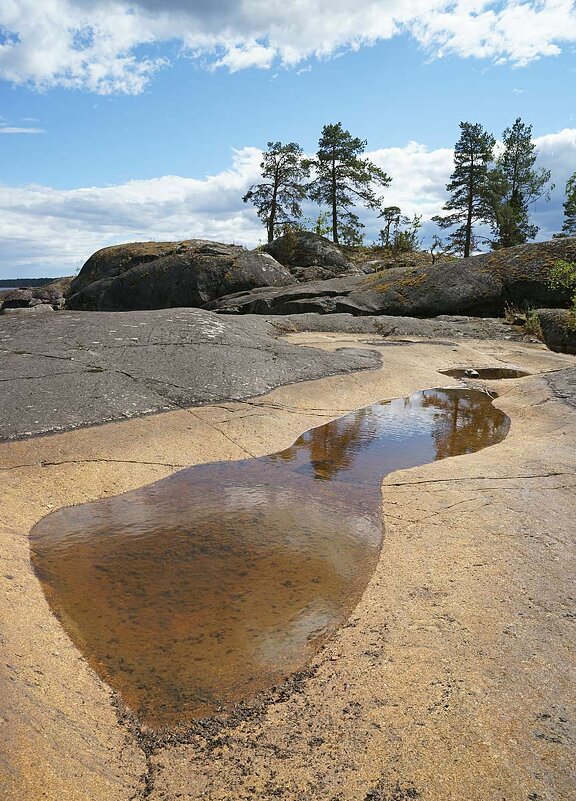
[30,388,509,729]
[441,367,530,380]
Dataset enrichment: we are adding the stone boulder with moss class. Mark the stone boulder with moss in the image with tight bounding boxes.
[209,238,576,317]
[537,309,576,354]
[263,231,366,279]
[67,240,295,311]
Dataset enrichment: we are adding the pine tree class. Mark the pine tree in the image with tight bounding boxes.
[432,122,495,257]
[243,142,309,243]
[559,172,576,237]
[489,118,551,249]
[378,206,403,247]
[306,123,391,245]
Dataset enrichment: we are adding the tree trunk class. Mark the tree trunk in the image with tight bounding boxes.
[331,152,338,244]
[465,156,474,258]
[268,183,278,244]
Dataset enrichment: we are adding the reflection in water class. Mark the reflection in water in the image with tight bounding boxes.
[30,389,509,729]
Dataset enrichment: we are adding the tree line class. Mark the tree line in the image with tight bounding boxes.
[243,119,576,257]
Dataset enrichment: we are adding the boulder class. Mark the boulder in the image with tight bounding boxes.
[537,309,576,354]
[209,239,576,318]
[263,231,355,279]
[1,303,54,315]
[1,289,34,308]
[0,284,65,313]
[67,240,295,311]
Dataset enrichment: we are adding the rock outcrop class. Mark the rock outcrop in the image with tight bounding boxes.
[263,231,356,280]
[209,238,576,317]
[0,308,381,439]
[262,312,525,341]
[67,240,295,311]
[0,281,68,314]
[537,308,576,354]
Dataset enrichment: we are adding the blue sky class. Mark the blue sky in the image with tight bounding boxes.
[1,0,576,277]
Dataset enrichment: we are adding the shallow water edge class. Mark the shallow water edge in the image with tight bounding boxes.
[30,388,510,729]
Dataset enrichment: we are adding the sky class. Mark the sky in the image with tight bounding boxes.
[1,0,576,278]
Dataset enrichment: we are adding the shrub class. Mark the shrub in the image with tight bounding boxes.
[548,259,576,308]
[524,308,543,339]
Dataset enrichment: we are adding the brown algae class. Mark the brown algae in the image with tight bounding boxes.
[30,388,509,729]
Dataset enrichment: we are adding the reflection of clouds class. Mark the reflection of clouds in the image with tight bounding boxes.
[221,484,381,572]
[221,483,296,510]
[372,396,441,438]
[254,598,337,667]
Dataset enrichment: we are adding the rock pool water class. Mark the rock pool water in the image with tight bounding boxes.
[440,367,530,380]
[30,388,509,729]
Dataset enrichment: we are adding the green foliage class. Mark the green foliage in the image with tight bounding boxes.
[339,221,365,246]
[276,223,300,263]
[377,208,421,253]
[312,211,331,237]
[432,121,495,257]
[548,259,576,308]
[243,141,310,243]
[392,214,422,254]
[306,122,391,245]
[558,172,576,237]
[524,308,544,339]
[489,118,552,249]
[377,206,402,247]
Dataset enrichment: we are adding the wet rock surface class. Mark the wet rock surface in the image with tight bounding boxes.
[67,240,295,311]
[0,308,380,440]
[210,238,576,317]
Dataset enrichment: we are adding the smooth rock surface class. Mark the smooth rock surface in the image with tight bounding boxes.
[260,311,525,340]
[1,336,574,801]
[210,238,576,317]
[546,366,576,407]
[0,308,380,440]
[67,240,295,311]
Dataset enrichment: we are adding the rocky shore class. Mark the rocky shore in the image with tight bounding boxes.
[1,308,575,800]
[1,234,576,801]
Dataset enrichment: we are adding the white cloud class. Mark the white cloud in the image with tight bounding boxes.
[0,125,45,134]
[0,147,264,277]
[0,1,575,94]
[530,127,576,238]
[1,129,574,278]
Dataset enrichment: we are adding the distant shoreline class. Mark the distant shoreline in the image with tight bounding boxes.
[0,278,61,288]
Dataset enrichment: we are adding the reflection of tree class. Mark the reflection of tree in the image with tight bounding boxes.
[272,408,372,480]
[421,389,507,460]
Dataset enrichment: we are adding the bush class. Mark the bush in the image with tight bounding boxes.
[548,259,576,308]
[524,308,544,339]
